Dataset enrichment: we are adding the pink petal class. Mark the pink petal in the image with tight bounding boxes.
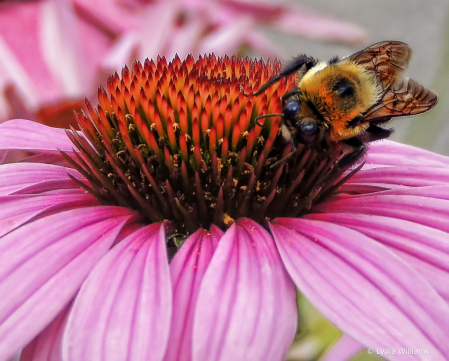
[101,33,140,72]
[349,166,449,186]
[63,223,172,361]
[192,218,297,361]
[198,18,255,56]
[20,304,70,361]
[164,19,205,60]
[11,180,88,196]
[0,163,83,195]
[244,30,284,58]
[0,193,97,237]
[271,218,449,359]
[0,2,59,104]
[39,0,89,98]
[73,0,137,35]
[367,140,449,168]
[20,153,71,167]
[0,206,134,361]
[273,6,366,44]
[165,226,223,361]
[340,185,449,200]
[306,212,449,301]
[320,334,364,361]
[314,194,449,233]
[0,120,75,153]
[137,2,178,60]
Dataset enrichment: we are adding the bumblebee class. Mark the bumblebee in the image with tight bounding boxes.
[250,41,438,167]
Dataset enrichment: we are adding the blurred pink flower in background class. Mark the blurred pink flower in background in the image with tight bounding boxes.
[0,0,366,128]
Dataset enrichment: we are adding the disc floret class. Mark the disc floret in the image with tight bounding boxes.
[66,54,351,238]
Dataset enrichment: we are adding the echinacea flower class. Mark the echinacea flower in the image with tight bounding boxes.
[0,0,366,127]
[0,55,448,361]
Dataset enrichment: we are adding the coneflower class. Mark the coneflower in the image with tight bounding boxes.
[0,54,448,361]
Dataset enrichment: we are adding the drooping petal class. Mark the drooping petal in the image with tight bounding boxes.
[20,304,71,361]
[361,185,449,199]
[0,206,134,361]
[314,194,449,233]
[348,166,449,186]
[271,218,449,360]
[0,119,77,153]
[366,140,449,168]
[0,163,83,195]
[0,193,98,237]
[63,223,172,361]
[192,218,297,361]
[165,226,223,361]
[306,212,449,301]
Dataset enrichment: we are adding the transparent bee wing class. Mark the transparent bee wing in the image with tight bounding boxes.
[348,41,412,88]
[363,77,438,121]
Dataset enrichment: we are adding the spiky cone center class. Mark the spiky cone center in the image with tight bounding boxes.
[67,54,354,243]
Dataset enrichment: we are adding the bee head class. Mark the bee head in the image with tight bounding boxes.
[282,98,320,144]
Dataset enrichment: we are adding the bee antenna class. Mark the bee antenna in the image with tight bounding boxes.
[255,113,283,127]
[242,55,317,97]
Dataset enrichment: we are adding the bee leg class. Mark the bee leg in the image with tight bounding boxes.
[282,89,301,103]
[269,126,297,169]
[316,139,367,188]
[358,124,393,143]
[249,56,317,96]
[336,143,367,170]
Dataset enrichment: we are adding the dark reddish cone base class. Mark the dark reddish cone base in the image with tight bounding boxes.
[64,54,357,241]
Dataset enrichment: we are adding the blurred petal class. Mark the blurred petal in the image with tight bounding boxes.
[271,218,449,359]
[137,2,178,60]
[20,304,70,361]
[164,19,205,60]
[193,218,297,361]
[73,0,137,35]
[63,223,172,361]
[306,212,449,301]
[0,206,134,361]
[273,6,366,44]
[40,0,86,98]
[102,32,140,72]
[222,0,366,44]
[199,17,255,55]
[165,226,223,361]
[244,30,284,58]
[0,2,56,106]
[0,120,76,153]
[320,334,364,361]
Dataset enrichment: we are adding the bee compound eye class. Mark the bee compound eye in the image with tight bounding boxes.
[283,101,300,117]
[300,118,317,135]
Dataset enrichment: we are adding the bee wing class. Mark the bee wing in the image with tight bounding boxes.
[348,41,412,88]
[363,77,438,121]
